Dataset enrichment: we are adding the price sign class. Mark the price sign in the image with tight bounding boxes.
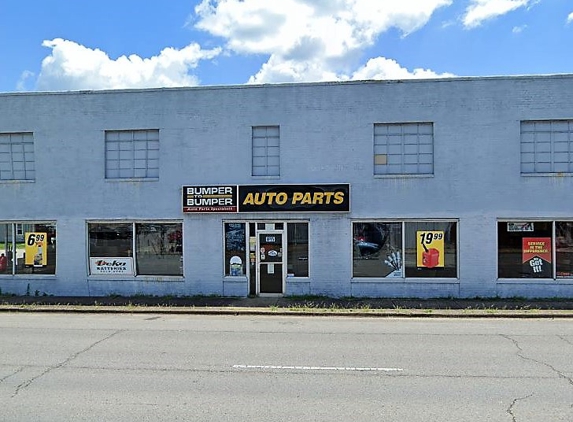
[25,232,48,267]
[416,231,444,268]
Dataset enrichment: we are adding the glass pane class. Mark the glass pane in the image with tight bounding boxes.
[0,223,13,274]
[404,222,457,278]
[136,223,183,276]
[556,222,573,278]
[287,223,308,277]
[353,222,402,278]
[224,223,246,276]
[16,223,57,275]
[498,222,553,278]
[89,223,133,257]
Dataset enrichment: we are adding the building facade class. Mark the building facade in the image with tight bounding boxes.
[1,75,573,298]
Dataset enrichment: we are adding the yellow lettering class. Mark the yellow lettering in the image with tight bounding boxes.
[313,192,324,204]
[322,192,333,204]
[333,191,344,204]
[266,192,277,205]
[301,192,312,204]
[276,192,288,205]
[254,193,266,205]
[292,192,304,204]
[243,193,254,205]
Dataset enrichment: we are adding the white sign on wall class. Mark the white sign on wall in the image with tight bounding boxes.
[90,257,134,275]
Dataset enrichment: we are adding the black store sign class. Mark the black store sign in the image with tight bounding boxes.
[183,184,350,213]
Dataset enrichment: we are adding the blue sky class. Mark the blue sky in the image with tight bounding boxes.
[1,0,572,92]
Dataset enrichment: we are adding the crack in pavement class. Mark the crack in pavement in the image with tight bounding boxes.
[558,335,573,347]
[507,393,534,422]
[0,367,25,383]
[501,334,573,388]
[502,334,573,420]
[11,329,124,398]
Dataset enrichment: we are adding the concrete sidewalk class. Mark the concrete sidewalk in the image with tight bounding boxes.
[1,295,573,317]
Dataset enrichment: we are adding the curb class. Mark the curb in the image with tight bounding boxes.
[1,305,573,318]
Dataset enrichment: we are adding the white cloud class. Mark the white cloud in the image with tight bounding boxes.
[463,0,533,29]
[195,0,453,83]
[512,24,527,34]
[567,12,573,24]
[351,57,455,80]
[36,38,221,91]
[16,70,35,91]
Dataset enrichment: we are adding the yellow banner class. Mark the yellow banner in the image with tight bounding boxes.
[25,232,48,267]
[416,231,445,268]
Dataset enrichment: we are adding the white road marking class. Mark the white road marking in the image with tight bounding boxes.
[233,365,403,372]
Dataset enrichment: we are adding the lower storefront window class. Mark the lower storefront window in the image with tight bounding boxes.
[88,222,182,276]
[556,222,573,278]
[224,223,246,276]
[0,222,57,275]
[498,221,573,279]
[287,222,308,277]
[353,220,458,279]
[353,222,403,278]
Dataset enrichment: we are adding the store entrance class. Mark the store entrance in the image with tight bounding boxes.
[256,230,285,295]
[245,222,286,296]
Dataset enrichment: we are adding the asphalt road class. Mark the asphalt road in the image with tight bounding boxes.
[1,313,572,421]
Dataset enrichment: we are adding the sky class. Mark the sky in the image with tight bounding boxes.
[0,0,572,93]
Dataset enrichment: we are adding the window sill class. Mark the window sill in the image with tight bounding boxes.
[223,276,247,282]
[105,178,159,182]
[88,275,184,282]
[0,179,35,184]
[351,277,459,283]
[374,174,434,179]
[520,172,573,177]
[286,276,310,281]
[497,278,573,284]
[0,274,56,280]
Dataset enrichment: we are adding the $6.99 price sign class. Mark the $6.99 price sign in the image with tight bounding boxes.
[25,232,48,267]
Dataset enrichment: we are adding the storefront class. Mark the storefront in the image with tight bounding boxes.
[184,183,350,296]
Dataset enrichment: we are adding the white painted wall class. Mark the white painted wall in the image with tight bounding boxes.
[1,75,572,298]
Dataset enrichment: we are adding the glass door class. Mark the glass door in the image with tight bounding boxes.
[257,230,285,295]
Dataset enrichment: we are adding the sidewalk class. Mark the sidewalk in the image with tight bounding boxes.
[1,295,573,317]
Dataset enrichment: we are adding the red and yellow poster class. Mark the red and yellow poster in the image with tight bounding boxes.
[522,238,552,263]
[417,231,445,268]
[25,232,48,267]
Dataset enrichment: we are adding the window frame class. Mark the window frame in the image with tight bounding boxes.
[0,221,56,276]
[252,125,280,177]
[105,129,160,180]
[351,219,459,281]
[373,122,434,176]
[222,220,310,279]
[0,132,35,181]
[520,120,573,175]
[87,220,183,278]
[498,219,573,280]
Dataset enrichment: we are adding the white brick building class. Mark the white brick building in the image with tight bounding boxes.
[1,75,572,298]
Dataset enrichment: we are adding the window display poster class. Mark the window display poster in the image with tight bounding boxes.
[522,237,552,277]
[90,257,134,275]
[25,232,48,267]
[416,231,444,268]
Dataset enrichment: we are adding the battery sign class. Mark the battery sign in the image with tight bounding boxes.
[416,231,445,268]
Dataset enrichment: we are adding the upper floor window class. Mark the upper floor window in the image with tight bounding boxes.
[105,130,159,179]
[374,123,433,175]
[0,132,35,181]
[252,126,280,176]
[521,120,573,174]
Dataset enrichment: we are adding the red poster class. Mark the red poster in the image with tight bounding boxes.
[522,238,552,263]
